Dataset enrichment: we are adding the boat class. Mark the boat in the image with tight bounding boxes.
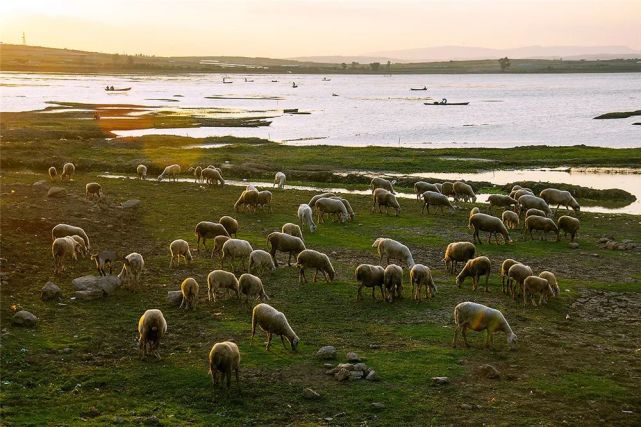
[332,93,339,97]
[105,87,131,92]
[283,108,298,113]
[424,98,469,106]
[272,80,279,83]
[222,77,232,84]
[411,86,427,91]
[292,82,298,88]
[322,77,331,81]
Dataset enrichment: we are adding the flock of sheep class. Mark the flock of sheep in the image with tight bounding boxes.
[45,162,582,392]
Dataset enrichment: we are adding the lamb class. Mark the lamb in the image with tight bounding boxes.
[251,303,299,351]
[354,264,385,301]
[195,221,229,251]
[257,190,272,212]
[456,256,492,292]
[442,241,476,274]
[453,181,477,203]
[267,232,306,267]
[249,249,276,276]
[210,235,231,260]
[208,341,241,391]
[383,264,403,302]
[434,183,443,193]
[90,250,117,276]
[372,188,401,216]
[525,208,547,219]
[201,167,225,186]
[85,182,103,199]
[414,181,440,200]
[452,302,517,350]
[507,263,533,300]
[137,309,167,360]
[409,264,436,301]
[157,164,181,182]
[372,237,415,268]
[510,188,533,200]
[234,189,259,213]
[308,193,336,208]
[539,271,560,297]
[221,239,253,272]
[136,164,147,180]
[296,249,335,284]
[179,277,199,310]
[118,252,145,287]
[331,197,355,221]
[524,215,560,241]
[52,223,91,251]
[523,276,554,306]
[421,191,453,214]
[48,166,58,181]
[282,223,303,241]
[511,185,523,192]
[273,171,286,189]
[557,215,580,241]
[540,188,580,213]
[169,239,193,267]
[370,177,396,194]
[317,197,349,223]
[219,216,239,237]
[500,259,520,294]
[440,182,455,197]
[502,210,519,230]
[469,207,480,221]
[239,273,269,305]
[60,162,75,181]
[297,204,317,233]
[206,165,224,175]
[488,194,518,211]
[518,194,552,217]
[69,235,89,258]
[469,213,512,244]
[51,236,82,273]
[207,270,240,302]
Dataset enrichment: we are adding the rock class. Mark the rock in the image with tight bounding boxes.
[460,403,480,410]
[369,344,381,349]
[32,180,49,191]
[598,237,610,244]
[121,199,141,209]
[302,388,320,400]
[12,310,37,327]
[432,376,449,385]
[568,242,579,249]
[41,281,62,301]
[606,241,618,250]
[47,187,67,198]
[323,363,334,369]
[166,291,183,306]
[371,402,385,410]
[72,275,120,295]
[336,363,355,371]
[316,345,337,360]
[346,351,360,362]
[354,362,369,372]
[366,370,379,381]
[350,370,365,380]
[590,253,600,258]
[478,364,501,379]
[74,290,104,301]
[334,368,350,381]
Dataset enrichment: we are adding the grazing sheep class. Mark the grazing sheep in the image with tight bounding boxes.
[207,270,240,302]
[558,215,580,241]
[85,182,103,199]
[469,213,512,244]
[210,235,231,260]
[91,250,117,276]
[469,207,480,221]
[540,188,580,213]
[452,302,517,350]
[251,303,299,351]
[383,264,403,302]
[372,237,415,267]
[195,221,229,251]
[507,263,533,300]
[118,252,144,287]
[456,256,492,292]
[434,183,443,193]
[169,239,193,267]
[187,166,203,183]
[297,204,317,233]
[208,341,241,391]
[48,166,58,181]
[500,259,520,294]
[136,164,147,180]
[201,167,225,186]
[219,216,239,238]
[52,223,91,251]
[524,216,560,241]
[157,164,181,182]
[179,277,199,310]
[51,236,82,274]
[317,197,349,223]
[414,181,440,200]
[410,264,436,301]
[525,208,547,219]
[249,249,276,276]
[282,223,303,241]
[267,232,306,267]
[441,182,455,197]
[488,194,518,211]
[510,188,534,200]
[69,235,89,258]
[257,190,272,212]
[331,197,355,221]
[308,192,336,208]
[502,210,519,230]
[372,188,401,216]
[518,194,552,217]
[206,165,224,175]
[355,264,385,301]
[296,249,335,284]
[221,239,253,272]
[523,276,554,306]
[442,242,476,274]
[453,181,477,203]
[137,309,167,360]
[239,273,269,305]
[234,189,259,213]
[421,191,453,214]
[539,271,560,297]
[274,171,286,189]
[61,162,75,181]
[371,177,396,194]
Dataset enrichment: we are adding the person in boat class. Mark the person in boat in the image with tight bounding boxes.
[105,86,110,91]
[110,86,115,91]
[440,98,447,104]
[423,86,427,90]
[292,82,297,88]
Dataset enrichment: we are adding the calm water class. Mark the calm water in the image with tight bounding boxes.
[1,72,640,148]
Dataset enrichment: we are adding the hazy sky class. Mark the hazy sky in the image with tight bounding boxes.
[1,0,639,57]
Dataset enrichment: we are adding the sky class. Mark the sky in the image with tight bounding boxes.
[1,0,640,58]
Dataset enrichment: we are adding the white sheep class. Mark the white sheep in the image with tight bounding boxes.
[370,177,396,194]
[316,197,348,223]
[507,263,533,301]
[274,171,286,189]
[502,210,519,230]
[137,309,167,360]
[179,277,199,310]
[469,213,512,245]
[522,276,554,306]
[195,221,229,252]
[297,204,317,233]
[207,270,240,302]
[52,223,91,251]
[208,341,241,391]
[118,252,144,287]
[372,188,401,216]
[210,235,231,260]
[488,194,519,211]
[331,197,355,221]
[539,271,560,297]
[239,273,269,305]
[282,223,303,241]
[257,190,272,212]
[48,166,58,181]
[414,181,440,200]
[518,194,552,217]
[234,189,259,213]
[354,264,385,301]
[442,241,476,274]
[453,181,477,203]
[308,193,336,208]
[51,236,82,274]
[221,239,253,272]
[61,162,75,181]
[219,216,239,237]
[372,237,415,268]
[157,164,181,182]
[421,191,453,214]
[296,249,335,284]
[456,256,492,292]
[201,167,225,186]
[136,164,147,180]
[500,259,520,294]
[249,249,276,276]
[251,303,299,351]
[452,302,517,350]
[558,215,580,241]
[540,188,580,213]
[409,264,436,301]
[267,232,306,267]
[383,264,403,302]
[85,182,103,199]
[169,239,193,267]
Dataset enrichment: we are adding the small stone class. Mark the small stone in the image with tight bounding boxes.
[302,388,320,400]
[32,180,49,190]
[72,275,120,295]
[41,281,62,301]
[369,344,381,349]
[350,370,364,380]
[366,370,379,381]
[346,351,360,362]
[74,290,104,301]
[323,363,334,369]
[568,242,579,249]
[478,364,501,379]
[432,376,449,385]
[12,310,37,327]
[121,199,141,209]
[606,241,618,250]
[371,402,385,410]
[167,291,183,306]
[598,237,610,244]
[353,362,369,372]
[316,345,337,360]
[336,363,355,371]
[47,187,67,198]
[590,253,600,258]
[335,368,350,381]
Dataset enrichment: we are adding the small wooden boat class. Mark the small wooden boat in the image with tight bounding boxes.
[332,93,339,97]
[411,86,427,91]
[105,87,131,92]
[425,98,469,106]
[292,82,298,88]
[283,108,298,113]
[272,80,279,83]
[322,77,331,81]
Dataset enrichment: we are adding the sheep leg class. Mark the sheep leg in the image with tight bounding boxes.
[485,272,490,292]
[461,325,470,348]
[312,269,318,283]
[379,286,385,301]
[299,268,306,284]
[287,252,292,267]
[266,332,273,351]
[281,335,287,349]
[452,326,459,347]
[322,270,330,283]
